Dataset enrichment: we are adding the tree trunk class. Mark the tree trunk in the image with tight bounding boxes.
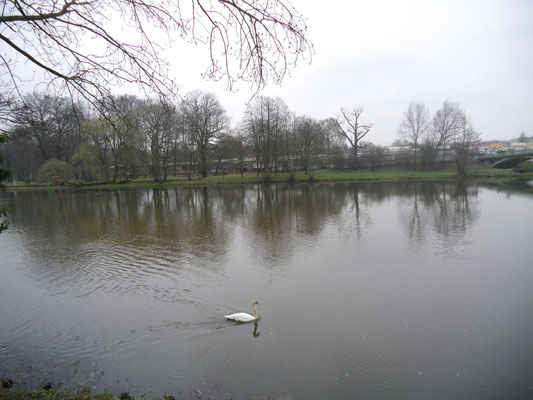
[198,145,208,178]
[215,156,222,175]
[352,143,359,170]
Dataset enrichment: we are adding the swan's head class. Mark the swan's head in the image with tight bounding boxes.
[252,300,259,305]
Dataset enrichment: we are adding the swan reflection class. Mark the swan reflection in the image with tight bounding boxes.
[252,320,261,337]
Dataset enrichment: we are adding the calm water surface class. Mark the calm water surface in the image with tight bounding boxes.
[1,182,533,399]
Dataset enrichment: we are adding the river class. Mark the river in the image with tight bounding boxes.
[1,181,532,399]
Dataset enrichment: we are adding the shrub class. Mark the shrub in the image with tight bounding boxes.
[71,144,103,182]
[38,159,72,184]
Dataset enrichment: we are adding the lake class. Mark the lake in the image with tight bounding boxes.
[1,181,533,399]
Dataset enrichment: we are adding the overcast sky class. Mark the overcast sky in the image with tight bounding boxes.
[171,0,533,145]
[8,0,532,145]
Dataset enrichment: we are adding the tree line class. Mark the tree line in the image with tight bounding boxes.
[1,91,348,184]
[396,101,480,176]
[1,93,481,185]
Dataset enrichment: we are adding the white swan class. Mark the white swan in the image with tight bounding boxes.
[225,300,259,322]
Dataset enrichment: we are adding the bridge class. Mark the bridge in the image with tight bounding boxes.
[477,150,533,169]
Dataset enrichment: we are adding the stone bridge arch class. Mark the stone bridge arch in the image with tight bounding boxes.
[490,155,533,169]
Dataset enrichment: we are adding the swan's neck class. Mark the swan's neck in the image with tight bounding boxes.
[252,303,258,319]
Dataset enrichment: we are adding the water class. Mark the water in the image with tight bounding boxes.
[1,182,532,399]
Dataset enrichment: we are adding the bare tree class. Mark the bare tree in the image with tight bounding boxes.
[397,102,429,170]
[233,132,249,178]
[320,117,345,168]
[244,96,289,178]
[181,91,228,178]
[212,133,230,175]
[2,125,42,181]
[93,94,143,182]
[361,142,386,171]
[430,100,464,164]
[295,116,323,177]
[454,116,480,178]
[138,100,177,183]
[0,0,313,110]
[179,112,198,180]
[336,107,372,169]
[0,92,17,129]
[10,93,84,162]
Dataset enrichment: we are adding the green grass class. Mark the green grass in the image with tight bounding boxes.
[0,387,183,400]
[0,388,115,400]
[0,387,189,400]
[313,168,455,181]
[95,391,114,400]
[4,164,533,191]
[514,160,533,171]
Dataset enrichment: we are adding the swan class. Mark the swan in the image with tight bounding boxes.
[225,300,259,322]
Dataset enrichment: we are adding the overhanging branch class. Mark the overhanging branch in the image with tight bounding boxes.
[0,0,76,22]
[0,33,77,81]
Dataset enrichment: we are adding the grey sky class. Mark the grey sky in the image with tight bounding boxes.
[5,0,531,145]
[173,0,533,145]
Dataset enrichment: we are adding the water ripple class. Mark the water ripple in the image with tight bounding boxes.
[27,235,225,303]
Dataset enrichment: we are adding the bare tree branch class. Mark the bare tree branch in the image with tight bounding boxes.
[397,101,429,169]
[336,107,372,168]
[0,0,313,115]
[0,33,75,80]
[0,0,76,22]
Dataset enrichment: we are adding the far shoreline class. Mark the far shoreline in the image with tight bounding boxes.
[4,166,533,192]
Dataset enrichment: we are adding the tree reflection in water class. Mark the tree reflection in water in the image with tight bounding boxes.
[1,181,532,400]
[2,182,483,295]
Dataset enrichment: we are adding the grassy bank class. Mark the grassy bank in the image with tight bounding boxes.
[0,387,177,400]
[5,164,533,191]
[0,387,114,400]
[0,387,212,400]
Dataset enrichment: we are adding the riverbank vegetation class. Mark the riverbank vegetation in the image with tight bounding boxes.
[0,387,113,400]
[1,90,528,192]
[0,387,176,400]
[5,164,532,191]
